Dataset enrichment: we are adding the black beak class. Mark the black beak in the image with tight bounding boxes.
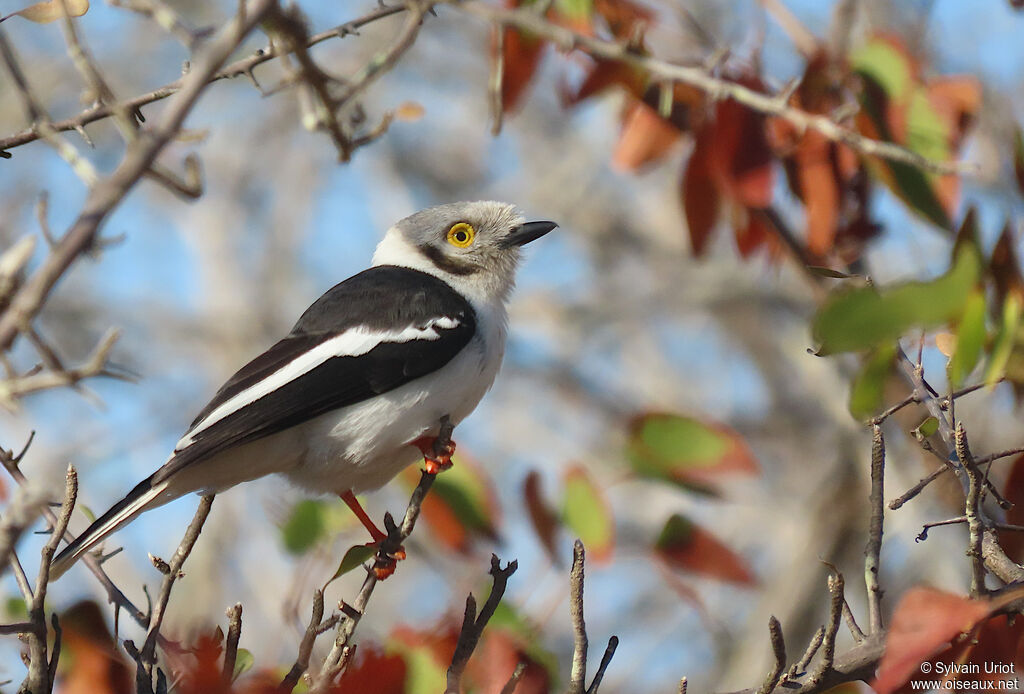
[503,220,558,248]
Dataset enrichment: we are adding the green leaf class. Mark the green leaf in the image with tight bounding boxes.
[851,37,954,229]
[389,643,445,694]
[4,596,27,620]
[949,289,987,387]
[915,416,939,438]
[430,460,497,536]
[232,648,254,682]
[280,500,327,555]
[554,0,592,22]
[849,342,899,420]
[561,466,614,562]
[79,504,95,523]
[325,544,375,586]
[626,413,757,492]
[812,243,982,355]
[851,38,914,100]
[984,294,1023,386]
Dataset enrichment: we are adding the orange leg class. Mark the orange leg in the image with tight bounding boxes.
[410,435,457,474]
[339,490,386,542]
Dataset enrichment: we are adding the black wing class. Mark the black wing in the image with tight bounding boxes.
[153,266,476,483]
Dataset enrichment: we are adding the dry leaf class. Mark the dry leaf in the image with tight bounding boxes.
[394,101,425,122]
[2,0,89,23]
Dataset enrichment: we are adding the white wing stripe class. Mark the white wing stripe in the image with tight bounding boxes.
[176,317,462,450]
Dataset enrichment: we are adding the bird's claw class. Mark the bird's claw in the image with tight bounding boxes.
[368,540,406,580]
[412,434,456,474]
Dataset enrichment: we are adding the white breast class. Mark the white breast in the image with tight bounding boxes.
[282,298,508,494]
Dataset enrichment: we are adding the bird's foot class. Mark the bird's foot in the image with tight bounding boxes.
[411,434,456,474]
[366,538,406,580]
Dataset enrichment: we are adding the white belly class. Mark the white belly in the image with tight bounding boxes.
[282,312,506,494]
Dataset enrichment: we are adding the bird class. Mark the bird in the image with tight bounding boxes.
[50,201,556,580]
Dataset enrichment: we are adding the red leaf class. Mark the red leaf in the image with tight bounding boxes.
[498,26,546,113]
[733,208,780,259]
[682,133,721,256]
[331,646,407,694]
[707,94,774,209]
[991,222,1024,309]
[612,99,682,171]
[466,631,553,694]
[873,588,993,694]
[654,514,755,585]
[524,470,561,564]
[1014,126,1024,198]
[1000,454,1024,563]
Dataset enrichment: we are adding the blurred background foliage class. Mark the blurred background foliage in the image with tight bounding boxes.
[2,0,1024,691]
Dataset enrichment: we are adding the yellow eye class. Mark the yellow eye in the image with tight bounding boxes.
[447,222,475,248]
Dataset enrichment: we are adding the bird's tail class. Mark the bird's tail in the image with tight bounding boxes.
[50,475,170,580]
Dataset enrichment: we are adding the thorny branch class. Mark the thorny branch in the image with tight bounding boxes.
[0,0,281,354]
[456,1,976,176]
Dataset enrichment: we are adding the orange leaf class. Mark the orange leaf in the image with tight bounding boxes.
[873,588,993,694]
[497,26,546,113]
[655,514,755,585]
[682,133,721,256]
[795,130,840,257]
[57,602,132,694]
[524,470,561,564]
[612,99,682,171]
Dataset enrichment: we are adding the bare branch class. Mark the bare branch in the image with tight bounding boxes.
[0,0,282,353]
[865,425,884,634]
[0,2,413,154]
[139,495,215,686]
[500,662,527,694]
[586,636,618,694]
[956,424,988,597]
[569,539,588,694]
[222,603,243,688]
[446,555,519,694]
[756,616,786,694]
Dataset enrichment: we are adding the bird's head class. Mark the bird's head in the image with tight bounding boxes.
[372,201,557,305]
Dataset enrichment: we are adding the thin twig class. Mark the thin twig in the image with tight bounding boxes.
[19,465,76,694]
[807,571,844,687]
[0,3,413,154]
[0,0,281,352]
[786,626,824,680]
[956,424,988,597]
[500,662,527,694]
[489,21,505,135]
[568,539,588,694]
[756,616,786,694]
[445,555,519,694]
[221,603,243,687]
[139,495,215,685]
[865,425,884,635]
[586,636,618,694]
